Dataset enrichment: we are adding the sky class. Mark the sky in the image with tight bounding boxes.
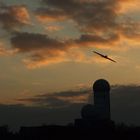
[0,0,140,129]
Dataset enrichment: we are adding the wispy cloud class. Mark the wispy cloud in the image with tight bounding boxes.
[17,89,91,107]
[17,84,140,109]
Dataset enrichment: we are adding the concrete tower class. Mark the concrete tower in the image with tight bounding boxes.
[93,79,111,120]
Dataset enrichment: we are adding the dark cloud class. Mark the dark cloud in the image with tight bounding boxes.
[11,32,66,52]
[36,8,67,22]
[76,33,120,45]
[17,85,140,110]
[110,85,140,124]
[10,31,120,68]
[18,89,91,107]
[18,96,71,108]
[0,3,30,31]
[17,83,140,119]
[37,89,91,97]
[111,85,140,106]
[37,0,140,41]
[10,32,73,68]
[38,0,119,32]
[2,0,139,68]
[1,85,140,130]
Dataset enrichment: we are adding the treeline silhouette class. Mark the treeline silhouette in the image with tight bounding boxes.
[1,122,140,140]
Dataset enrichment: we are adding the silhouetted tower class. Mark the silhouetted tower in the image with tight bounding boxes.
[93,79,110,120]
[75,79,111,127]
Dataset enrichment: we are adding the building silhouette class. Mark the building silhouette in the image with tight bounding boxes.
[93,79,110,120]
[75,79,111,127]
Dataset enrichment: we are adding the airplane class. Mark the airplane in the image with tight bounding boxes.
[93,51,117,63]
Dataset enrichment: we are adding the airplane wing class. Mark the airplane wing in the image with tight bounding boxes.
[93,50,116,63]
[106,57,117,63]
[93,51,105,57]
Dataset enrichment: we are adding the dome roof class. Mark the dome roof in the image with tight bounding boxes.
[81,104,95,119]
[93,79,110,92]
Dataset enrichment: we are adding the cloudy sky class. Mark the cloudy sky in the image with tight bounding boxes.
[0,0,140,129]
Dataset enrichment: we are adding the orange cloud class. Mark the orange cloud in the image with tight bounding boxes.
[45,25,63,32]
[0,43,18,56]
[118,0,140,13]
[5,0,139,68]
[0,4,30,30]
[17,89,91,107]
[23,53,67,69]
[36,15,67,23]
[0,43,7,55]
[11,5,30,24]
[56,94,89,103]
[10,27,140,69]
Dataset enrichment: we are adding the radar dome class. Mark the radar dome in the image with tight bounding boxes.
[93,79,110,92]
[81,104,95,119]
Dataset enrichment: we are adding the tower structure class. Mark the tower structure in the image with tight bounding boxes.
[75,79,111,127]
[93,79,111,120]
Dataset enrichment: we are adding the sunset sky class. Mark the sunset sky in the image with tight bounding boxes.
[0,0,140,106]
[1,0,140,130]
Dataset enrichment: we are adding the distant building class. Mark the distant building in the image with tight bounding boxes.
[75,79,111,127]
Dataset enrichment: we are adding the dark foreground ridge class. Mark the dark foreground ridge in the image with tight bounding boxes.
[1,123,140,140]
